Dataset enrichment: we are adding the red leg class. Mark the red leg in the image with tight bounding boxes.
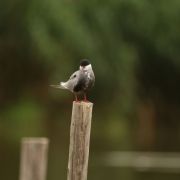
[83,93,89,102]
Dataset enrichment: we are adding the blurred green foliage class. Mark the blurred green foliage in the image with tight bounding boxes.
[1,0,180,180]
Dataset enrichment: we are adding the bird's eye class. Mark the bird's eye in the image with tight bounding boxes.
[73,75,76,78]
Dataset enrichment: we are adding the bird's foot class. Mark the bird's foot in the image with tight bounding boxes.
[73,100,81,103]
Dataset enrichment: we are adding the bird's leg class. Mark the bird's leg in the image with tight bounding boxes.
[83,93,88,102]
[74,94,81,102]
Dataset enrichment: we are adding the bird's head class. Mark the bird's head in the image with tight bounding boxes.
[79,59,92,71]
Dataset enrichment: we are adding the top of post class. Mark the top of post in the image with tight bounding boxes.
[73,101,93,107]
[21,138,49,145]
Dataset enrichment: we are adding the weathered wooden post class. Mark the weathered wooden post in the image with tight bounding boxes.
[19,138,49,180]
[67,101,93,180]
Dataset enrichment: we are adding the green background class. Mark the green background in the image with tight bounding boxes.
[1,0,180,179]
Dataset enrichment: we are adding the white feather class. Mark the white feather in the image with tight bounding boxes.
[60,82,68,89]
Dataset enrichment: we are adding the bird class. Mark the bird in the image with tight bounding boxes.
[50,59,95,102]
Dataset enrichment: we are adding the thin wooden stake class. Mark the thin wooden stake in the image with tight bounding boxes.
[19,138,49,180]
[67,101,93,180]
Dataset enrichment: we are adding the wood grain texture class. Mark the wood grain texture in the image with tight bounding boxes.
[67,101,93,180]
[19,138,49,180]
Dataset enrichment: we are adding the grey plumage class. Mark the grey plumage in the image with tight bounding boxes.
[50,60,95,100]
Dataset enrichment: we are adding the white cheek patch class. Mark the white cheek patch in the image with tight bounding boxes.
[85,64,92,70]
[80,64,92,71]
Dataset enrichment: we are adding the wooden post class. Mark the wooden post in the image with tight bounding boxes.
[67,101,93,180]
[19,138,49,180]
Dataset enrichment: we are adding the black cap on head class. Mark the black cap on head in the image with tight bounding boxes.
[80,59,90,66]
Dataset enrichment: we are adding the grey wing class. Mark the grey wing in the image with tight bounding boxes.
[61,70,80,92]
[69,71,79,80]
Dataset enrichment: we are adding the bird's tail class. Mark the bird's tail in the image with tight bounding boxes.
[49,82,67,89]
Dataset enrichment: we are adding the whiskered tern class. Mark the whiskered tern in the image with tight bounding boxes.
[50,59,95,101]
